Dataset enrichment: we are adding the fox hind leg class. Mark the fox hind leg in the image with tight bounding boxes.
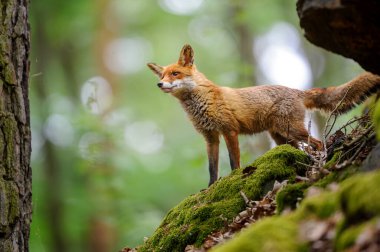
[270,126,322,151]
[288,124,323,151]
[269,131,299,148]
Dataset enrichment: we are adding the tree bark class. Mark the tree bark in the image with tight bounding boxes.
[297,0,380,75]
[0,0,32,251]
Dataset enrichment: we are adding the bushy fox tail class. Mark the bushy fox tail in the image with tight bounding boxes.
[303,72,380,114]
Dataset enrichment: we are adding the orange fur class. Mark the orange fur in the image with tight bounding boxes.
[304,73,380,114]
[147,44,380,186]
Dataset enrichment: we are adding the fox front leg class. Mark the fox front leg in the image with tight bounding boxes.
[223,131,240,170]
[204,131,220,186]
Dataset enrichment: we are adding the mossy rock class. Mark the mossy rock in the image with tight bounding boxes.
[339,170,380,224]
[138,145,309,252]
[212,191,339,252]
[294,190,339,220]
[211,216,305,252]
[212,170,380,252]
[276,182,309,214]
[275,153,358,215]
[335,219,376,251]
[313,164,358,188]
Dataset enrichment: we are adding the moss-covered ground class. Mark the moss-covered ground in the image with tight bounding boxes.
[212,216,303,252]
[132,103,380,251]
[138,145,309,252]
[212,169,380,252]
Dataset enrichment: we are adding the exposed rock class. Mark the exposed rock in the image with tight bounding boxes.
[360,143,380,172]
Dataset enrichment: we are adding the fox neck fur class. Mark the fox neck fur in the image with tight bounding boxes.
[178,74,238,133]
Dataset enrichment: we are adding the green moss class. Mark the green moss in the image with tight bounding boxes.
[0,92,22,233]
[335,219,376,251]
[294,190,338,220]
[339,170,380,223]
[373,99,380,140]
[314,164,358,188]
[4,63,16,85]
[0,180,7,233]
[209,170,380,252]
[276,182,310,214]
[0,34,9,63]
[0,180,20,234]
[0,33,16,85]
[252,145,309,176]
[139,145,309,252]
[7,182,20,224]
[212,187,339,252]
[1,113,17,174]
[0,239,13,252]
[324,151,342,170]
[211,217,305,252]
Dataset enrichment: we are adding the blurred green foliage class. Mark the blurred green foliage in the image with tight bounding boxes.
[29,0,363,251]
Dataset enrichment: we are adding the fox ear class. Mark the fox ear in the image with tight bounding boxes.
[178,44,194,67]
[147,63,163,78]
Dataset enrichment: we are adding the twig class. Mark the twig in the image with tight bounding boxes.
[348,141,367,163]
[344,126,373,147]
[296,175,310,182]
[335,126,374,152]
[334,130,375,170]
[306,113,313,153]
[329,111,371,142]
[317,86,353,170]
[325,114,338,137]
[296,160,318,169]
[239,191,250,206]
[323,86,352,144]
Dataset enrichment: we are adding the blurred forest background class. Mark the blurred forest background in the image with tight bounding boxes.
[29,0,363,251]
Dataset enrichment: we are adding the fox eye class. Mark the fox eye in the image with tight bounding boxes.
[171,72,180,76]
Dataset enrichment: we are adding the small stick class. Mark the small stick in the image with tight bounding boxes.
[335,126,374,152]
[323,86,352,141]
[343,126,373,148]
[240,191,250,205]
[320,86,352,168]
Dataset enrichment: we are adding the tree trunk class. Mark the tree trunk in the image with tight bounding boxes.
[297,0,380,75]
[0,0,32,251]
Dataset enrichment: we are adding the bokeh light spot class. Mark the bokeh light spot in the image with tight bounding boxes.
[78,132,105,161]
[254,22,312,89]
[124,121,164,154]
[159,0,204,15]
[104,37,152,75]
[259,45,311,88]
[81,76,113,114]
[43,114,74,147]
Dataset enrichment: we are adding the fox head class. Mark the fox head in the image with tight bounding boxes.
[147,44,197,97]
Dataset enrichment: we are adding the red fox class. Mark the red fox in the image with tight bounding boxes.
[147,44,380,186]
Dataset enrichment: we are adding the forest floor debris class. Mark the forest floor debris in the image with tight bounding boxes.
[184,181,287,252]
[121,112,378,252]
[184,112,377,251]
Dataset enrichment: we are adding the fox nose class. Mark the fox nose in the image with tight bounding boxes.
[157,82,163,88]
